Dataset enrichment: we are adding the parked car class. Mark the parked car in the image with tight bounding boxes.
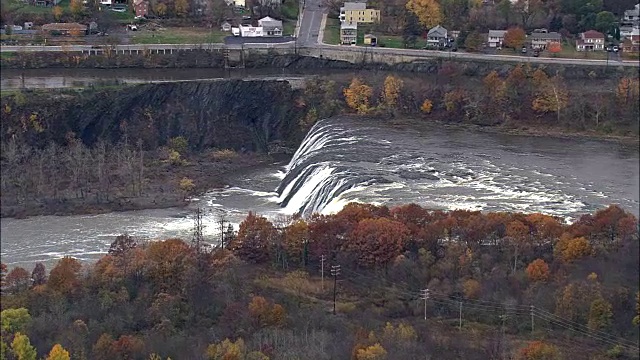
[533,49,540,57]
[613,45,619,52]
[521,46,527,54]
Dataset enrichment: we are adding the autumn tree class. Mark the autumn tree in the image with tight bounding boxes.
[206,338,246,360]
[532,75,568,123]
[145,238,192,292]
[483,70,506,101]
[52,6,63,21]
[344,78,374,114]
[31,262,47,286]
[504,26,526,50]
[11,333,37,360]
[179,177,195,200]
[229,212,276,263]
[554,235,592,263]
[282,219,308,265]
[588,297,613,331]
[517,341,561,360]
[406,0,442,29]
[248,296,286,328]
[283,270,310,302]
[344,218,409,268]
[548,41,562,56]
[526,259,550,282]
[356,343,387,360]
[506,219,529,273]
[420,99,433,114]
[443,89,466,114]
[174,0,189,17]
[633,291,639,326]
[5,267,30,293]
[462,279,481,299]
[46,344,71,360]
[47,256,82,295]
[70,0,84,19]
[381,75,404,110]
[0,263,6,290]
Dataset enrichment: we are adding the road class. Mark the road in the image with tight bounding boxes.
[1,5,638,68]
[296,0,325,46]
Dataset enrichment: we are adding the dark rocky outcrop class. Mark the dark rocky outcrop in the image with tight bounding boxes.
[4,80,306,152]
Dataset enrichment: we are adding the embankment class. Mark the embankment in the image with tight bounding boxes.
[0,80,306,218]
[1,47,638,79]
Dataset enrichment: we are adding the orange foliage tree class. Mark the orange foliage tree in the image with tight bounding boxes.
[525,259,550,282]
[282,219,309,265]
[344,218,409,268]
[229,212,276,263]
[248,296,286,328]
[504,27,526,50]
[517,341,561,360]
[47,257,82,295]
[548,41,562,55]
[344,78,373,114]
[420,99,433,114]
[5,267,30,293]
[145,238,192,292]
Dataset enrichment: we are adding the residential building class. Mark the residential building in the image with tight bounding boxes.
[41,22,87,35]
[34,0,59,6]
[239,25,263,37]
[258,16,283,36]
[133,0,148,18]
[528,31,561,50]
[622,27,640,52]
[224,0,245,7]
[340,21,357,45]
[99,0,111,5]
[576,30,605,51]
[339,2,380,24]
[623,3,639,23]
[487,30,506,48]
[426,25,447,47]
[221,21,232,32]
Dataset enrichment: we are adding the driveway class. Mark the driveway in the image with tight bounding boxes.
[297,0,325,46]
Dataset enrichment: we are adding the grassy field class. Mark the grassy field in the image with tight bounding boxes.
[323,18,427,48]
[3,0,57,15]
[281,0,299,20]
[128,27,228,44]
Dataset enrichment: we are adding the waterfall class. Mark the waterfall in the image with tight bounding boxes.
[275,119,379,217]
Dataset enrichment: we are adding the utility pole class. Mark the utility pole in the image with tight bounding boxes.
[459,300,463,330]
[500,314,509,360]
[192,207,204,254]
[420,289,430,320]
[530,305,534,333]
[320,255,326,291]
[331,265,341,315]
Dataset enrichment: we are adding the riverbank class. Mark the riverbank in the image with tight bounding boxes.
[0,151,273,219]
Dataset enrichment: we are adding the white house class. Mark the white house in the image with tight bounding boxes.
[623,4,640,23]
[576,30,605,51]
[488,30,506,48]
[258,16,283,36]
[239,25,263,37]
[426,25,447,47]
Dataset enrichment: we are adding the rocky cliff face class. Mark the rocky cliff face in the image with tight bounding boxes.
[3,80,305,152]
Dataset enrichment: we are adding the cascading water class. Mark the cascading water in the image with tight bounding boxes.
[275,120,387,217]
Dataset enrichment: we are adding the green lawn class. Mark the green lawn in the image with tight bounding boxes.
[283,21,295,36]
[3,0,57,15]
[281,0,299,20]
[129,28,227,44]
[324,18,340,44]
[323,18,427,48]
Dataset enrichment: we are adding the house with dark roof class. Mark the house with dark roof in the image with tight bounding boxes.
[528,31,561,50]
[488,30,506,48]
[41,22,87,36]
[426,25,447,47]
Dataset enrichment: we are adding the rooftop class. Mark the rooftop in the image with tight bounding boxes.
[488,30,506,37]
[340,21,358,29]
[529,31,561,40]
[341,2,366,10]
[41,22,87,31]
[582,30,605,39]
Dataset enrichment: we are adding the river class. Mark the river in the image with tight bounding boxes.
[1,117,638,271]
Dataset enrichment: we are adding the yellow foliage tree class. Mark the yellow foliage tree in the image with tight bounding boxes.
[52,6,63,21]
[381,75,404,109]
[206,338,246,360]
[406,0,442,29]
[483,70,506,100]
[588,297,613,331]
[420,99,433,114]
[179,177,195,199]
[554,235,592,263]
[525,259,550,282]
[70,0,84,18]
[462,279,481,299]
[283,270,310,299]
[633,291,639,326]
[356,343,387,360]
[344,77,373,114]
[174,0,189,17]
[46,344,70,360]
[443,90,466,113]
[154,2,168,17]
[531,68,549,88]
[531,75,568,123]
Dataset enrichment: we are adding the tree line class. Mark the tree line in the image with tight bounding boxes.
[1,203,638,359]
